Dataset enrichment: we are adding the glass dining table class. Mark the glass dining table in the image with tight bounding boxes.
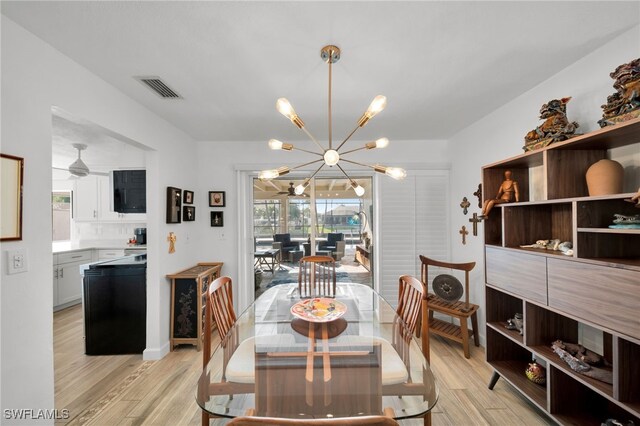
[196,282,438,421]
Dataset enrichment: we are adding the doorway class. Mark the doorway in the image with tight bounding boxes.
[253,176,373,298]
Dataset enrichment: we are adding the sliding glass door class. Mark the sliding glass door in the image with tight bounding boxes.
[252,176,373,298]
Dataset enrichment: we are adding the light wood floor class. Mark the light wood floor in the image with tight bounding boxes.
[54,305,552,425]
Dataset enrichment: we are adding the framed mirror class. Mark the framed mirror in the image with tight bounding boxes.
[1,154,24,241]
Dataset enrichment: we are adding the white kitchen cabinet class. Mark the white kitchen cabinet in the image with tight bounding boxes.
[74,176,98,221]
[97,249,125,260]
[74,175,146,222]
[53,250,92,310]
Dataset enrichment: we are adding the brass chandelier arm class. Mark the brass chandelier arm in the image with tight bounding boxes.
[339,146,367,156]
[308,163,326,181]
[289,158,324,171]
[335,163,356,185]
[292,146,324,156]
[301,127,326,152]
[340,158,380,171]
[335,124,361,152]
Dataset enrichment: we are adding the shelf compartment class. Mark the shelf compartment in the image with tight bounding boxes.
[486,328,547,410]
[550,366,640,426]
[486,286,524,345]
[547,257,640,342]
[546,149,606,200]
[577,196,640,229]
[617,338,640,417]
[484,208,503,246]
[486,246,548,305]
[577,232,640,262]
[503,203,572,248]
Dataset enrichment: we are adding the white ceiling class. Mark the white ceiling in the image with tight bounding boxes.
[3,2,639,143]
[51,108,147,175]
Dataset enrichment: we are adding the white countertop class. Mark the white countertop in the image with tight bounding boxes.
[53,241,147,254]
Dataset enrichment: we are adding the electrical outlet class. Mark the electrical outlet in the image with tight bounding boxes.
[6,249,28,274]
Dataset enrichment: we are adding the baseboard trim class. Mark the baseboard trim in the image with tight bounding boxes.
[143,340,170,360]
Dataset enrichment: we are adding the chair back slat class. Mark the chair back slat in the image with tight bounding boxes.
[397,275,430,362]
[208,276,236,341]
[298,256,336,298]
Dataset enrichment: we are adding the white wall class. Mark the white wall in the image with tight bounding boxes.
[195,139,450,309]
[1,16,201,422]
[447,25,640,346]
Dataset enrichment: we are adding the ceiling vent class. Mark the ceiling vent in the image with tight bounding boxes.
[135,76,183,99]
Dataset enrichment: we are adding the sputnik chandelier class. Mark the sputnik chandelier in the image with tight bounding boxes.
[259,45,406,197]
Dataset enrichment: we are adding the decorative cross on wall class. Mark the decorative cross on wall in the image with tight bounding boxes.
[473,183,482,208]
[459,225,469,245]
[469,213,481,236]
[460,197,471,215]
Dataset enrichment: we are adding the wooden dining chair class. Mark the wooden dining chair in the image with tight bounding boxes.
[227,414,399,426]
[298,255,336,298]
[397,275,429,359]
[397,275,431,426]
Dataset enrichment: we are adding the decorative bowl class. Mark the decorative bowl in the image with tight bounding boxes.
[290,298,347,323]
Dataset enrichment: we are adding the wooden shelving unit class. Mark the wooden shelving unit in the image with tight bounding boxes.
[483,118,640,425]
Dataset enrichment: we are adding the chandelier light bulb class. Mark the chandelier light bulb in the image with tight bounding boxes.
[268,139,283,150]
[276,98,305,129]
[366,137,390,149]
[366,95,387,117]
[385,167,407,180]
[375,137,389,148]
[351,182,365,197]
[358,95,387,127]
[294,181,309,195]
[268,139,293,151]
[323,149,340,166]
[258,166,290,181]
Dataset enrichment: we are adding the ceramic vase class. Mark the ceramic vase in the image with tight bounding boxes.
[585,159,624,196]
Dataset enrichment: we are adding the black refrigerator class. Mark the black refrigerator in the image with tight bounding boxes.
[83,255,146,355]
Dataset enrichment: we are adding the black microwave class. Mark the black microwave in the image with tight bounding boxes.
[111,170,146,213]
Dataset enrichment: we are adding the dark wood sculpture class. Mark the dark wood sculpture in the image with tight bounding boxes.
[599,57,640,127]
[523,97,579,151]
[473,183,482,208]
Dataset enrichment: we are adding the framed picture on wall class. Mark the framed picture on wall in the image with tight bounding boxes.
[166,187,182,223]
[210,211,224,227]
[183,190,194,204]
[183,206,195,221]
[209,191,226,207]
[1,154,24,241]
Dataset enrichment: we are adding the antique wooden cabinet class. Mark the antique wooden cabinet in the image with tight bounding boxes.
[167,262,223,350]
[483,118,640,425]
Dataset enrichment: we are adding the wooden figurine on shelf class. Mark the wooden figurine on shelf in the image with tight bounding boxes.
[479,170,519,219]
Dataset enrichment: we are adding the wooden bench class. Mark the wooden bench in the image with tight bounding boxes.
[420,255,479,359]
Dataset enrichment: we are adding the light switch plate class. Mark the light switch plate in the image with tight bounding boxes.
[6,249,28,274]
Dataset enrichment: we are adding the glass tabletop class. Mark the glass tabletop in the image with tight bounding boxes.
[196,283,438,420]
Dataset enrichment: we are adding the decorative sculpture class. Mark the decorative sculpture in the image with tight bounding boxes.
[520,239,573,256]
[479,170,519,219]
[599,57,640,127]
[610,214,640,229]
[551,340,613,384]
[505,313,523,335]
[523,97,579,151]
[167,232,177,254]
[624,187,640,208]
[473,183,482,208]
[460,197,471,215]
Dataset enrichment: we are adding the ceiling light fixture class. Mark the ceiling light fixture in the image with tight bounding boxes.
[260,45,406,196]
